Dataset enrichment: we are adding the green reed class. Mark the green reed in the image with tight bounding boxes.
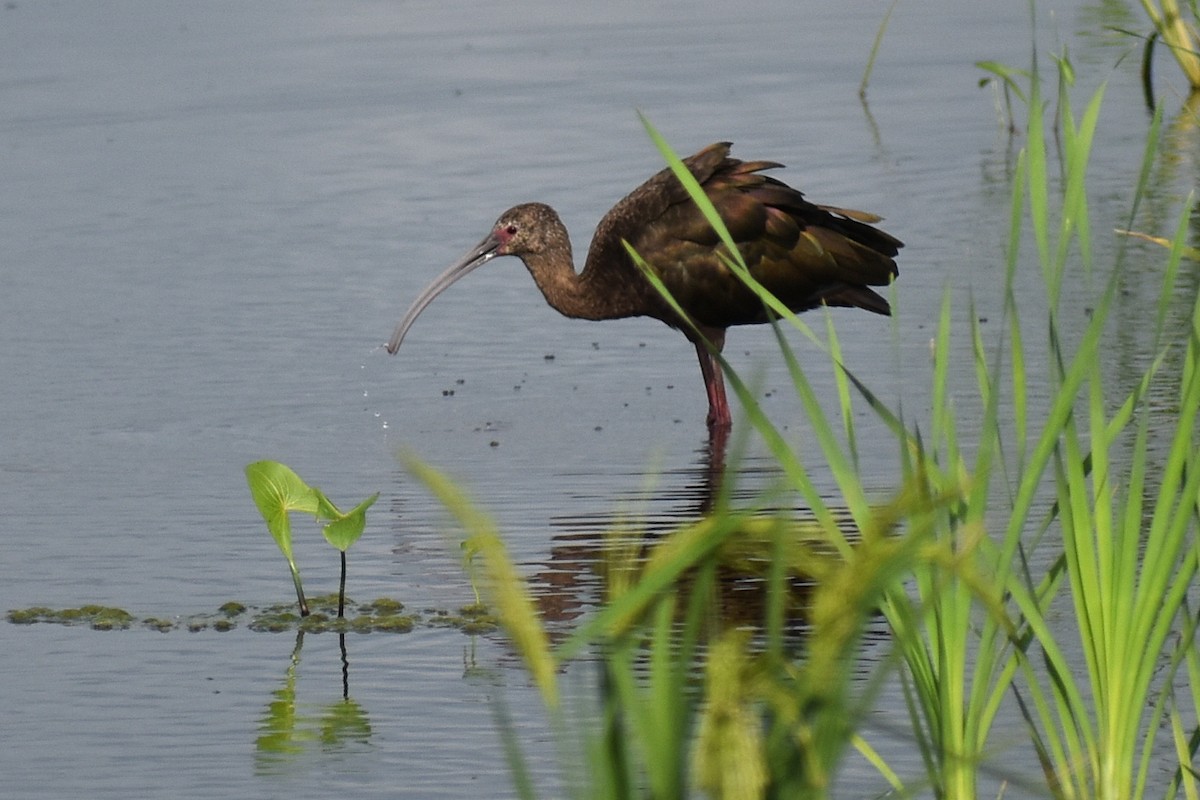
[635,41,1200,795]
[1138,0,1200,93]
[974,55,1200,800]
[407,451,941,799]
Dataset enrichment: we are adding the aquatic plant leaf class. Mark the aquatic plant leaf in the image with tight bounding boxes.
[308,485,347,522]
[321,493,378,552]
[245,461,320,557]
[245,460,317,615]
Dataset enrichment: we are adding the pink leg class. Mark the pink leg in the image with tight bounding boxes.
[693,331,731,429]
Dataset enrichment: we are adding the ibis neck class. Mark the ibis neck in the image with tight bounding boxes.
[519,251,635,322]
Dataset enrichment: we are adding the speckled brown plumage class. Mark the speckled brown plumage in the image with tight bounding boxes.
[577,142,900,327]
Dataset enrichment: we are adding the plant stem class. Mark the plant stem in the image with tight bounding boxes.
[290,566,310,617]
[338,550,347,618]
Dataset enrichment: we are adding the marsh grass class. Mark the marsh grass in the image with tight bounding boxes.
[408,453,944,799]
[859,0,899,101]
[404,53,1200,800]
[963,57,1200,800]
[1138,0,1200,93]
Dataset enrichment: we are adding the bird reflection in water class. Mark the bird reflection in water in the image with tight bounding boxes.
[523,436,862,639]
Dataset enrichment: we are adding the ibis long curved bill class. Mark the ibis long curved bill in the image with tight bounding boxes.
[385,230,503,354]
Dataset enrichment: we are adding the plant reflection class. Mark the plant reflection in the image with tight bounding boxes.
[255,630,373,773]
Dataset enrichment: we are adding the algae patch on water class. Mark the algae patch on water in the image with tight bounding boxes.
[8,605,136,631]
[7,597,492,635]
[251,595,417,634]
[424,603,499,634]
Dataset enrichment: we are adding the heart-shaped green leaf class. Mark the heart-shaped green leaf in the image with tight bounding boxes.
[321,492,379,552]
[245,460,318,615]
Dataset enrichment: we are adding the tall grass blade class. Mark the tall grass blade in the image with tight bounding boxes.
[859,0,899,99]
[404,455,559,709]
[1137,0,1200,89]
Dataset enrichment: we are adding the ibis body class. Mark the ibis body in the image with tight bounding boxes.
[386,142,901,429]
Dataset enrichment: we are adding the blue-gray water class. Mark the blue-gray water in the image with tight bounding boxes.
[2,1,1194,797]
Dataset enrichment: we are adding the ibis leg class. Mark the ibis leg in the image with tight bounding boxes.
[694,338,731,429]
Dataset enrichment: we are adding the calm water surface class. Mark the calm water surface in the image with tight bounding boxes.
[2,1,1195,797]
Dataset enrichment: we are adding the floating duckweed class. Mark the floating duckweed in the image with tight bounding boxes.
[8,607,53,624]
[7,605,134,629]
[297,614,329,633]
[366,597,404,614]
[9,599,475,636]
[458,618,499,635]
[218,601,247,618]
[371,615,416,633]
[249,612,301,633]
[456,603,499,632]
[89,608,134,631]
[306,594,345,615]
[424,604,499,634]
[258,602,302,619]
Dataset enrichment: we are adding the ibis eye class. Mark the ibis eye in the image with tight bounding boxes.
[505,224,518,235]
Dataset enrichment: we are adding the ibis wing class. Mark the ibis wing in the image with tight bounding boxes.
[584,142,733,272]
[587,142,902,328]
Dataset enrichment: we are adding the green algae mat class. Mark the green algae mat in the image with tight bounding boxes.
[8,595,497,634]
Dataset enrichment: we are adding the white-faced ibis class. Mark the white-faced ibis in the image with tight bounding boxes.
[386,142,901,429]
